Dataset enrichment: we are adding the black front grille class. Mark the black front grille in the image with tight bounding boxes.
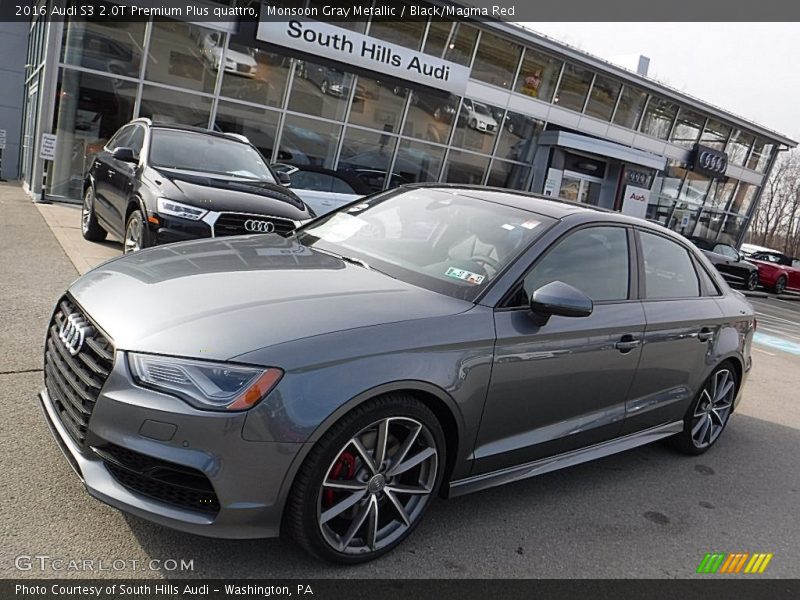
[213,213,295,237]
[44,297,114,448]
[95,443,220,516]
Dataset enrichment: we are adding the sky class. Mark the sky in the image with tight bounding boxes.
[518,23,800,144]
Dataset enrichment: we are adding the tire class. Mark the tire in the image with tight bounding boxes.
[469,118,477,130]
[773,276,787,295]
[670,362,737,455]
[284,393,445,564]
[745,271,758,291]
[321,80,328,95]
[123,209,152,254]
[81,186,107,242]
[507,121,515,135]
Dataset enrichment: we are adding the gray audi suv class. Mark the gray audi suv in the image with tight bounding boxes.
[39,185,754,563]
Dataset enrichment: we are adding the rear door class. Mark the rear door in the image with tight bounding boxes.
[622,228,725,434]
[473,224,646,474]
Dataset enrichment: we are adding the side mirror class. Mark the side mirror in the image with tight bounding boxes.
[112,147,137,163]
[277,171,291,186]
[529,281,593,326]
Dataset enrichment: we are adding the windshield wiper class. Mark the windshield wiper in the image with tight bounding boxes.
[314,247,371,270]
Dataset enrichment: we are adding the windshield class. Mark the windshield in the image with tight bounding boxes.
[149,129,276,183]
[296,188,554,301]
[473,103,491,116]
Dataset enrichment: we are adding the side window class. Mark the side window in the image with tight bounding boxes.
[127,126,145,157]
[522,226,630,303]
[107,125,133,151]
[639,231,700,299]
[713,243,737,260]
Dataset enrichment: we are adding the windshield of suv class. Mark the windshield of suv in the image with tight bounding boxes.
[296,188,554,301]
[149,129,276,183]
[473,103,491,116]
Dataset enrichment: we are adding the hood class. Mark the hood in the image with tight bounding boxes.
[68,235,471,361]
[146,167,312,219]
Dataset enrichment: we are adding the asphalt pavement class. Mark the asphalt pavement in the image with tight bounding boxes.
[1,182,799,579]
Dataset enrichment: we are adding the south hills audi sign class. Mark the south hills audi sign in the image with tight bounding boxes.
[257,19,470,95]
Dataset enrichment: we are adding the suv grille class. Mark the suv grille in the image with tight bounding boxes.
[213,213,295,237]
[94,444,220,516]
[44,297,114,448]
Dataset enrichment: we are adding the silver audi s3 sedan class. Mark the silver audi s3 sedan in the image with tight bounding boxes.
[39,185,754,563]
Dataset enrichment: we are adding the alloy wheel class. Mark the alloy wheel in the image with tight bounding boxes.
[775,277,786,295]
[746,271,758,291]
[317,417,438,555]
[81,188,93,235]
[691,368,735,449]
[124,214,143,253]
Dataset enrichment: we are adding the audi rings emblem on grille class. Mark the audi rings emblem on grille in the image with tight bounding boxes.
[244,219,276,233]
[58,312,94,356]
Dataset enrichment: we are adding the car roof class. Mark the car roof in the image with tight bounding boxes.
[129,118,250,144]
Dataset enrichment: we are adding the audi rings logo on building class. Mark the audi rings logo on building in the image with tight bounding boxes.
[693,144,729,178]
[58,312,94,356]
[699,151,728,175]
[244,219,276,233]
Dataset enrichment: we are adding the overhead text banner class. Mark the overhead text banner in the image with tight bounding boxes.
[3,0,800,22]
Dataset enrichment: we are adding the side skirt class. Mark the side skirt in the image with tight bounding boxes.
[447,421,683,498]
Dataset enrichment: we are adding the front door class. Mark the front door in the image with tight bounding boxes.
[473,225,645,475]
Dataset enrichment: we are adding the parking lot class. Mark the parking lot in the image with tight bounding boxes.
[1,181,799,579]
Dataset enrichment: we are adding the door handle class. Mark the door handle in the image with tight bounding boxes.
[615,334,641,353]
[697,328,714,342]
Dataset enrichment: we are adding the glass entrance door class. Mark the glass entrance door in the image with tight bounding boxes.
[559,172,602,206]
[21,84,38,184]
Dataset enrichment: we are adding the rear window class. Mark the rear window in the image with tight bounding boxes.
[640,231,700,299]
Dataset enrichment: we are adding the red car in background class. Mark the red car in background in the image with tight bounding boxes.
[749,251,800,294]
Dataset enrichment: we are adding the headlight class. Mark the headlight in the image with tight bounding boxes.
[128,353,283,411]
[157,198,208,221]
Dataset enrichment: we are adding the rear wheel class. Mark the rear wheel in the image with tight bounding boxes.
[123,209,152,254]
[773,276,787,295]
[285,394,445,563]
[745,271,758,291]
[81,186,107,242]
[671,362,736,455]
[320,80,329,95]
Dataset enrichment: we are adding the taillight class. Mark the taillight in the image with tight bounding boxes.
[753,317,758,332]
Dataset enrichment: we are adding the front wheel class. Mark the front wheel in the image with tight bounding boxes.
[773,276,787,295]
[284,394,445,563]
[81,186,107,242]
[670,363,737,455]
[123,209,152,254]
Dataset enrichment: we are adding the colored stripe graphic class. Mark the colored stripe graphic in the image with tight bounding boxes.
[698,553,773,574]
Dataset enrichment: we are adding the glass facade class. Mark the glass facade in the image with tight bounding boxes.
[28,12,787,250]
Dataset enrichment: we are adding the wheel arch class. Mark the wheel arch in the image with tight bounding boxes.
[277,380,466,531]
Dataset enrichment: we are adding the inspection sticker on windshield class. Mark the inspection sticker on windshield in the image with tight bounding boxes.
[521,219,541,230]
[445,267,485,285]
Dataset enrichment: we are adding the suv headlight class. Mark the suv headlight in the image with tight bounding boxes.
[157,198,208,221]
[128,353,283,411]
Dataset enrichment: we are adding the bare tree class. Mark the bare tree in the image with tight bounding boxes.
[747,148,800,255]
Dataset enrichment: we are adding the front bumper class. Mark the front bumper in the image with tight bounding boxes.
[39,363,305,538]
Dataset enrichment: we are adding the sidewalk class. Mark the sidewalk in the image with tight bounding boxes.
[0,181,81,372]
[34,197,121,275]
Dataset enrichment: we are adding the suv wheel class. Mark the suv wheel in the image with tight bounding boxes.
[745,271,758,291]
[773,275,787,295]
[124,209,152,254]
[671,362,736,455]
[81,186,107,242]
[285,394,445,563]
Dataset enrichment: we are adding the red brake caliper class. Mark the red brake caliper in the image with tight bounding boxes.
[324,451,356,507]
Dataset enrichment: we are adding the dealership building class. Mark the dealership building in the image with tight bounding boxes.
[14,2,797,246]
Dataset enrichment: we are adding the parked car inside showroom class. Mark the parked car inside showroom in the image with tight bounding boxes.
[81,119,314,253]
[688,237,759,290]
[43,185,753,563]
[748,250,800,294]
